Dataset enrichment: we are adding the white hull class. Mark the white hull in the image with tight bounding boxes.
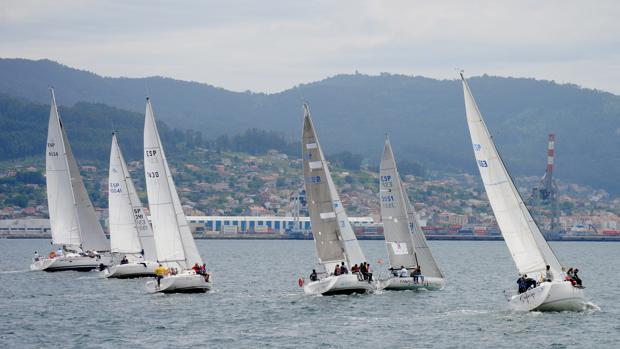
[509,281,586,312]
[30,254,111,272]
[379,276,445,291]
[145,272,211,294]
[103,261,158,278]
[303,274,375,296]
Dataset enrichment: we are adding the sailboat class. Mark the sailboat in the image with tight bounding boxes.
[142,98,211,293]
[377,136,445,291]
[103,133,158,278]
[300,103,375,295]
[31,89,111,271]
[460,73,586,311]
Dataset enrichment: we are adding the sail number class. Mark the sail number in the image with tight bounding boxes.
[380,175,393,187]
[133,208,148,229]
[47,142,58,157]
[478,160,488,168]
[382,194,396,208]
[145,150,158,157]
[473,144,481,151]
[109,182,122,193]
[382,195,395,202]
[146,171,160,178]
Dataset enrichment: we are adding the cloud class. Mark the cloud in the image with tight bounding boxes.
[1,0,619,93]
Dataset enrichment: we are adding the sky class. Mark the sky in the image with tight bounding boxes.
[1,0,619,94]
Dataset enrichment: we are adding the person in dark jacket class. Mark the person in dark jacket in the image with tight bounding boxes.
[310,269,318,282]
[339,262,348,275]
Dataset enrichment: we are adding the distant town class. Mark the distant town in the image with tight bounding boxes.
[1,148,620,241]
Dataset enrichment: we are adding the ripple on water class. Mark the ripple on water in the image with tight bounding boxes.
[0,240,618,348]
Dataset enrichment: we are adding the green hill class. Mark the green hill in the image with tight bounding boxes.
[1,58,620,193]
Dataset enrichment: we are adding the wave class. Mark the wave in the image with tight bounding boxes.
[0,269,29,274]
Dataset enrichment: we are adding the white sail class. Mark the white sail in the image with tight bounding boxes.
[46,89,109,252]
[461,74,562,279]
[302,103,365,272]
[143,98,202,269]
[380,136,443,278]
[109,133,157,261]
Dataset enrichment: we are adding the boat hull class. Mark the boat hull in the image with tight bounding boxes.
[509,281,586,312]
[103,261,158,278]
[30,254,111,272]
[303,274,375,295]
[379,276,445,291]
[145,273,211,294]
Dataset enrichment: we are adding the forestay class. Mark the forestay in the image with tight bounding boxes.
[109,133,157,261]
[302,103,365,271]
[380,137,443,278]
[46,89,109,252]
[143,98,202,269]
[461,74,562,279]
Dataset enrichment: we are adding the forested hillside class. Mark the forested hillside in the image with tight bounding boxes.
[0,94,299,164]
[1,58,620,193]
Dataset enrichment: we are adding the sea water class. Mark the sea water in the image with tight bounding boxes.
[0,240,616,348]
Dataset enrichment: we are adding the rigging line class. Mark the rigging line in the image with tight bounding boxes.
[144,79,151,100]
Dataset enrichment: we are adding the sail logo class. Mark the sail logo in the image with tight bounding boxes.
[391,242,408,255]
[473,144,481,151]
[478,160,488,168]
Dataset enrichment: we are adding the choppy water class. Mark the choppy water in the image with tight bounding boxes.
[0,239,616,348]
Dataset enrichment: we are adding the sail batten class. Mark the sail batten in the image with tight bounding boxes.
[380,137,443,278]
[46,89,109,252]
[302,103,365,271]
[461,75,562,279]
[143,99,202,270]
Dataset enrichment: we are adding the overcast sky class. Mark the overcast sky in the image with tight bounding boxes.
[1,1,619,94]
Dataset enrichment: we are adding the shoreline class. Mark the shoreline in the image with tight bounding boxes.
[3,234,620,242]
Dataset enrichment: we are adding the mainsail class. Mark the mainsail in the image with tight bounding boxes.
[380,136,443,278]
[46,89,109,252]
[302,103,365,272]
[461,74,562,279]
[109,133,157,261]
[143,98,202,269]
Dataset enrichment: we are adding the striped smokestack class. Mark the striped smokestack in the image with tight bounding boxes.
[543,133,555,190]
[546,133,555,174]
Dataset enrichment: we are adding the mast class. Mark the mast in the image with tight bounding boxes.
[47,89,109,251]
[460,73,562,279]
[380,135,443,278]
[47,88,80,249]
[302,102,365,271]
[109,132,157,259]
[144,98,201,269]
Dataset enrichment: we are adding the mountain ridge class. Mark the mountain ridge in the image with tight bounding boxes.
[1,58,620,193]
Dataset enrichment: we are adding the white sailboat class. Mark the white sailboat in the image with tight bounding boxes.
[300,103,375,295]
[461,73,586,311]
[31,89,111,272]
[142,98,211,293]
[103,133,158,278]
[377,136,445,291]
